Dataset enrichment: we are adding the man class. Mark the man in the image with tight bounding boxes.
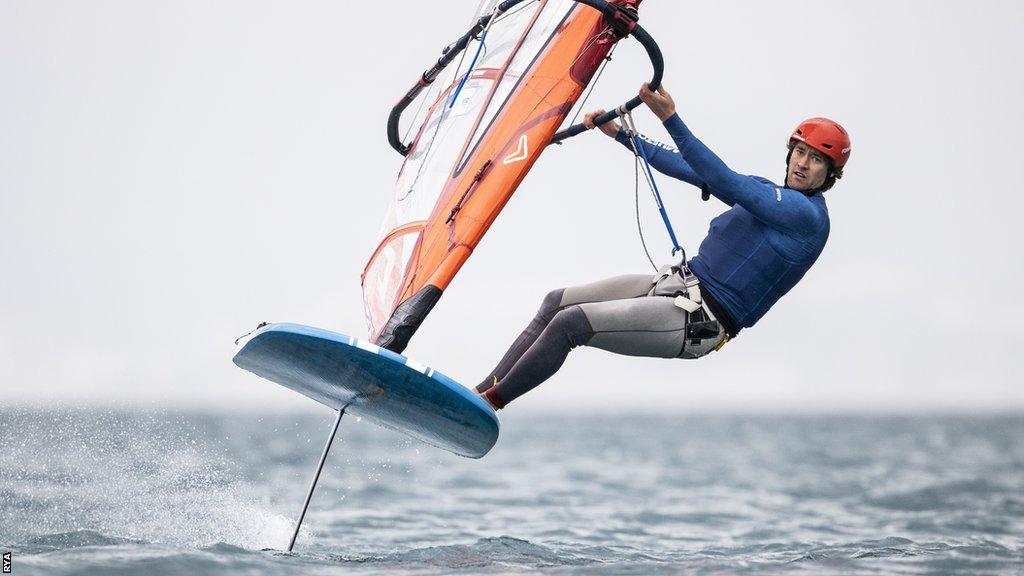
[475,83,851,409]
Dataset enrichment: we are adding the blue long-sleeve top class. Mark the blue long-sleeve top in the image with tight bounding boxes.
[615,114,830,329]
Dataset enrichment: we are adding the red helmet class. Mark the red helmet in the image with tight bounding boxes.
[790,118,851,169]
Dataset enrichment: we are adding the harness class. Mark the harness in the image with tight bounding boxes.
[650,262,730,359]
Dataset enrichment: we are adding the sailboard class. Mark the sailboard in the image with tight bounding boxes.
[232,0,664,551]
[233,323,498,458]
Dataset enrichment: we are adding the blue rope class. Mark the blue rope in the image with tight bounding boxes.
[448,28,489,109]
[630,131,684,255]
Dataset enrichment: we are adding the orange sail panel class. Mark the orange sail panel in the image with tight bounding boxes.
[363,0,633,353]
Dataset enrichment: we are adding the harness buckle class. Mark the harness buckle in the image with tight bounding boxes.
[714,335,730,352]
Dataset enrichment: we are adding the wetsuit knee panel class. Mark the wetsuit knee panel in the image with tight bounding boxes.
[548,305,595,348]
[537,288,567,322]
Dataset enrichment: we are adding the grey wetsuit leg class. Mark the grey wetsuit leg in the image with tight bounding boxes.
[579,296,690,358]
[486,305,596,406]
[476,275,654,393]
[476,289,565,392]
[559,274,656,306]
[485,275,691,407]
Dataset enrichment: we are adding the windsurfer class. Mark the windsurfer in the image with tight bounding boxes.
[476,82,850,409]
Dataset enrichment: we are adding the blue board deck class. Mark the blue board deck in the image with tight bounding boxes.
[232,323,499,458]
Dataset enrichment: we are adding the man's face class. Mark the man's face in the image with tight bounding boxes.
[787,141,830,192]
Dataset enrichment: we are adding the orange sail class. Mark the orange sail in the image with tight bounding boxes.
[363,0,650,353]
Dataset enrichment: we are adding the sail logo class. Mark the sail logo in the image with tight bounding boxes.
[503,135,529,165]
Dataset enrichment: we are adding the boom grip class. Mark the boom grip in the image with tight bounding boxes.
[387,0,533,156]
[387,28,480,156]
[551,23,663,144]
[388,80,428,156]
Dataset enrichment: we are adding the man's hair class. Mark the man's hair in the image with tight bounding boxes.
[786,141,843,193]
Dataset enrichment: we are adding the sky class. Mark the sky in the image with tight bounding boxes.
[2,0,1022,414]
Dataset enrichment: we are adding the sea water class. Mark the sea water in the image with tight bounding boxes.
[1,409,1021,575]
